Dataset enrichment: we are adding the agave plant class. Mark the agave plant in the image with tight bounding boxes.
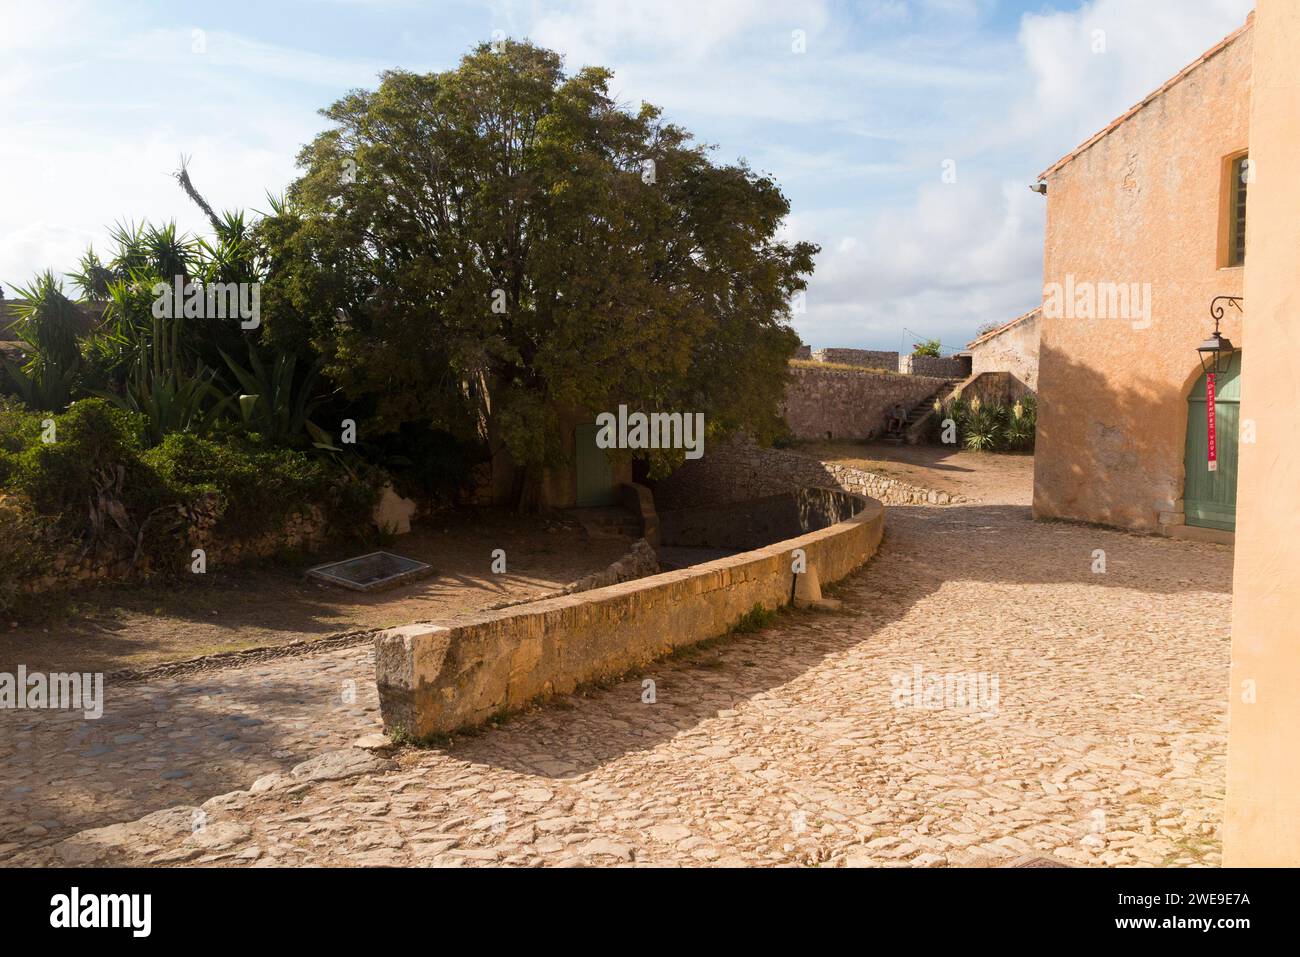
[219,345,324,446]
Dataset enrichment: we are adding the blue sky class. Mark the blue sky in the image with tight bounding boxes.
[0,0,1255,350]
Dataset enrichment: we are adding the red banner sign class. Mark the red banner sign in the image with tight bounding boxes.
[1206,372,1218,472]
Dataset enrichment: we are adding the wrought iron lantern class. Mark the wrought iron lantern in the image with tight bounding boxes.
[1198,296,1241,376]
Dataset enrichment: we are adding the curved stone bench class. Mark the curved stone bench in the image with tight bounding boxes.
[375,489,884,738]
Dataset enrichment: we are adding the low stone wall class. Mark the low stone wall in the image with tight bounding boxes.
[374,490,884,737]
[560,539,659,594]
[653,437,962,509]
[659,488,864,551]
[18,505,329,597]
[899,354,971,378]
[782,364,949,441]
[811,348,899,369]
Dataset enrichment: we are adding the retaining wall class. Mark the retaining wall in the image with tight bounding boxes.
[899,354,971,378]
[653,437,962,509]
[782,364,949,441]
[811,348,899,369]
[374,489,884,737]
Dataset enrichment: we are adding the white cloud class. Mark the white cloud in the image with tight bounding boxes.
[1008,0,1255,157]
[792,176,1043,350]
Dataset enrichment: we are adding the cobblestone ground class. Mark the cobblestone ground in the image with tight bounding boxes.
[3,456,1232,867]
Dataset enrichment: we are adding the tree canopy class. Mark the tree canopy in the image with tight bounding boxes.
[263,40,817,495]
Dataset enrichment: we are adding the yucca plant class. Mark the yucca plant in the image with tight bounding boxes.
[962,405,1003,452]
[98,306,230,445]
[69,246,115,301]
[1005,396,1037,450]
[1,272,85,411]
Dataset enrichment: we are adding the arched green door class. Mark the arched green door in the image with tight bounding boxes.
[1184,351,1240,531]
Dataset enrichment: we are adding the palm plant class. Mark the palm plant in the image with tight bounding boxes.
[195,210,262,285]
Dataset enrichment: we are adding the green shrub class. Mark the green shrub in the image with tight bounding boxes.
[2,399,161,529]
[0,399,382,587]
[962,406,1003,451]
[143,433,379,540]
[732,603,777,633]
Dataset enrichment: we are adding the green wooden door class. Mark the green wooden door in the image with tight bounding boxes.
[575,423,616,506]
[1184,351,1240,531]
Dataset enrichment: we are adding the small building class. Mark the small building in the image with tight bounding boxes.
[963,307,1040,393]
[1031,15,1252,540]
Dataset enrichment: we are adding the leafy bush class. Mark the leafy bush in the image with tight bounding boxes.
[912,339,942,358]
[0,399,381,584]
[142,432,371,539]
[1,399,160,532]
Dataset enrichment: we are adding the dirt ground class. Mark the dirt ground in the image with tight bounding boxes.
[796,440,1036,505]
[0,509,629,674]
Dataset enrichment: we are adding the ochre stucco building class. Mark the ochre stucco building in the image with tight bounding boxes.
[1032,2,1300,866]
[1032,16,1253,540]
[1224,0,1300,868]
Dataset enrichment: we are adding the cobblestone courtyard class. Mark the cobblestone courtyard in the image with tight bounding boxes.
[2,450,1233,867]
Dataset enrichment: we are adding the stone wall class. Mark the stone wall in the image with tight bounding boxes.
[782,364,950,441]
[952,371,1035,408]
[652,437,961,509]
[899,354,971,378]
[967,309,1040,391]
[811,348,898,369]
[19,505,329,598]
[374,491,885,737]
[658,487,866,551]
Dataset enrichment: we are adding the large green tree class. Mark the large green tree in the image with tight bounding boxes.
[265,40,816,502]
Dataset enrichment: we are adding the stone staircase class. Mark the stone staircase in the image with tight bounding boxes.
[882,380,962,445]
